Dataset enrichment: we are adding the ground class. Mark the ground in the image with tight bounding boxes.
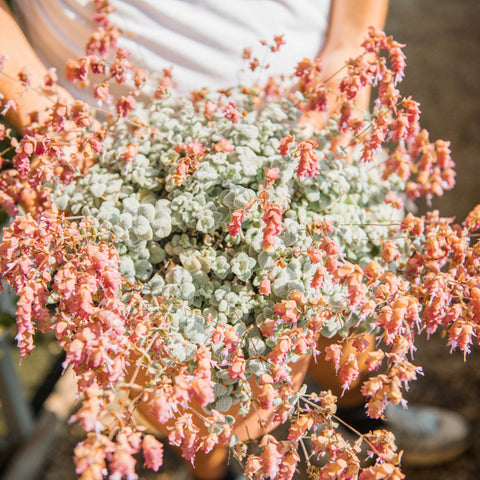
[6,0,480,479]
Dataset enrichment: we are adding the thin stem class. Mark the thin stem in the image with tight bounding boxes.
[322,52,368,86]
[301,396,382,458]
[128,332,160,388]
[0,145,14,156]
[322,63,350,85]
[0,70,147,128]
[0,71,61,105]
[299,437,312,467]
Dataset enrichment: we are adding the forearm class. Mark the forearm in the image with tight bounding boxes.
[0,0,70,130]
[315,0,389,111]
[322,0,389,55]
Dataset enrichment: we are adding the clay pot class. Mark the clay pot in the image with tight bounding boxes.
[131,352,312,442]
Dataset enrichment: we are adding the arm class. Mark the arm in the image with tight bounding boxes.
[319,0,389,109]
[0,0,72,131]
[321,0,389,58]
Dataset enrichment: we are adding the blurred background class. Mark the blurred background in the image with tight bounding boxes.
[386,1,480,479]
[1,0,480,479]
[388,0,480,222]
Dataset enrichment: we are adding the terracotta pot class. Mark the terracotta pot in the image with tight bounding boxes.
[131,352,312,442]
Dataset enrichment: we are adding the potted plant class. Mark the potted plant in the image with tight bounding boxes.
[1,15,479,480]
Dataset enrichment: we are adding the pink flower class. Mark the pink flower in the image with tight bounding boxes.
[121,143,139,163]
[271,34,285,52]
[365,350,385,372]
[274,300,298,325]
[142,435,163,472]
[278,135,295,156]
[324,343,342,372]
[93,83,113,105]
[174,372,192,403]
[339,353,359,391]
[258,277,271,295]
[74,435,109,478]
[227,209,245,237]
[0,191,18,217]
[279,450,300,480]
[115,95,136,118]
[245,456,262,478]
[204,100,218,119]
[249,57,260,71]
[228,351,246,380]
[15,289,35,356]
[311,265,327,290]
[167,414,199,461]
[260,318,278,338]
[223,327,239,355]
[295,140,320,178]
[435,140,454,168]
[133,67,146,89]
[389,44,407,83]
[269,336,292,365]
[109,449,137,480]
[261,203,284,251]
[213,138,235,153]
[260,436,283,479]
[288,414,314,441]
[307,247,324,264]
[192,377,214,407]
[258,383,277,410]
[223,102,241,123]
[448,320,474,356]
[65,57,89,84]
[264,167,280,184]
[152,392,174,425]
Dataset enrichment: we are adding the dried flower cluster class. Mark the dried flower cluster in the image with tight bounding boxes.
[1,3,479,479]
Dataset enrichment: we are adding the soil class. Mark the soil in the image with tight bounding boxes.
[5,0,480,479]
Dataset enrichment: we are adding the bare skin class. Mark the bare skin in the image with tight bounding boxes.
[0,0,72,131]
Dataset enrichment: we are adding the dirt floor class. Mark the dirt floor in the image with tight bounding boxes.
[4,1,480,479]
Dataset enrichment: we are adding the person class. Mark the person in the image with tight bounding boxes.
[0,1,471,479]
[2,0,378,129]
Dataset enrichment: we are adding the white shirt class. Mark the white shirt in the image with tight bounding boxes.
[14,0,331,100]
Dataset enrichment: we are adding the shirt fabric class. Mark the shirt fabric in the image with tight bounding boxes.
[13,0,332,99]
